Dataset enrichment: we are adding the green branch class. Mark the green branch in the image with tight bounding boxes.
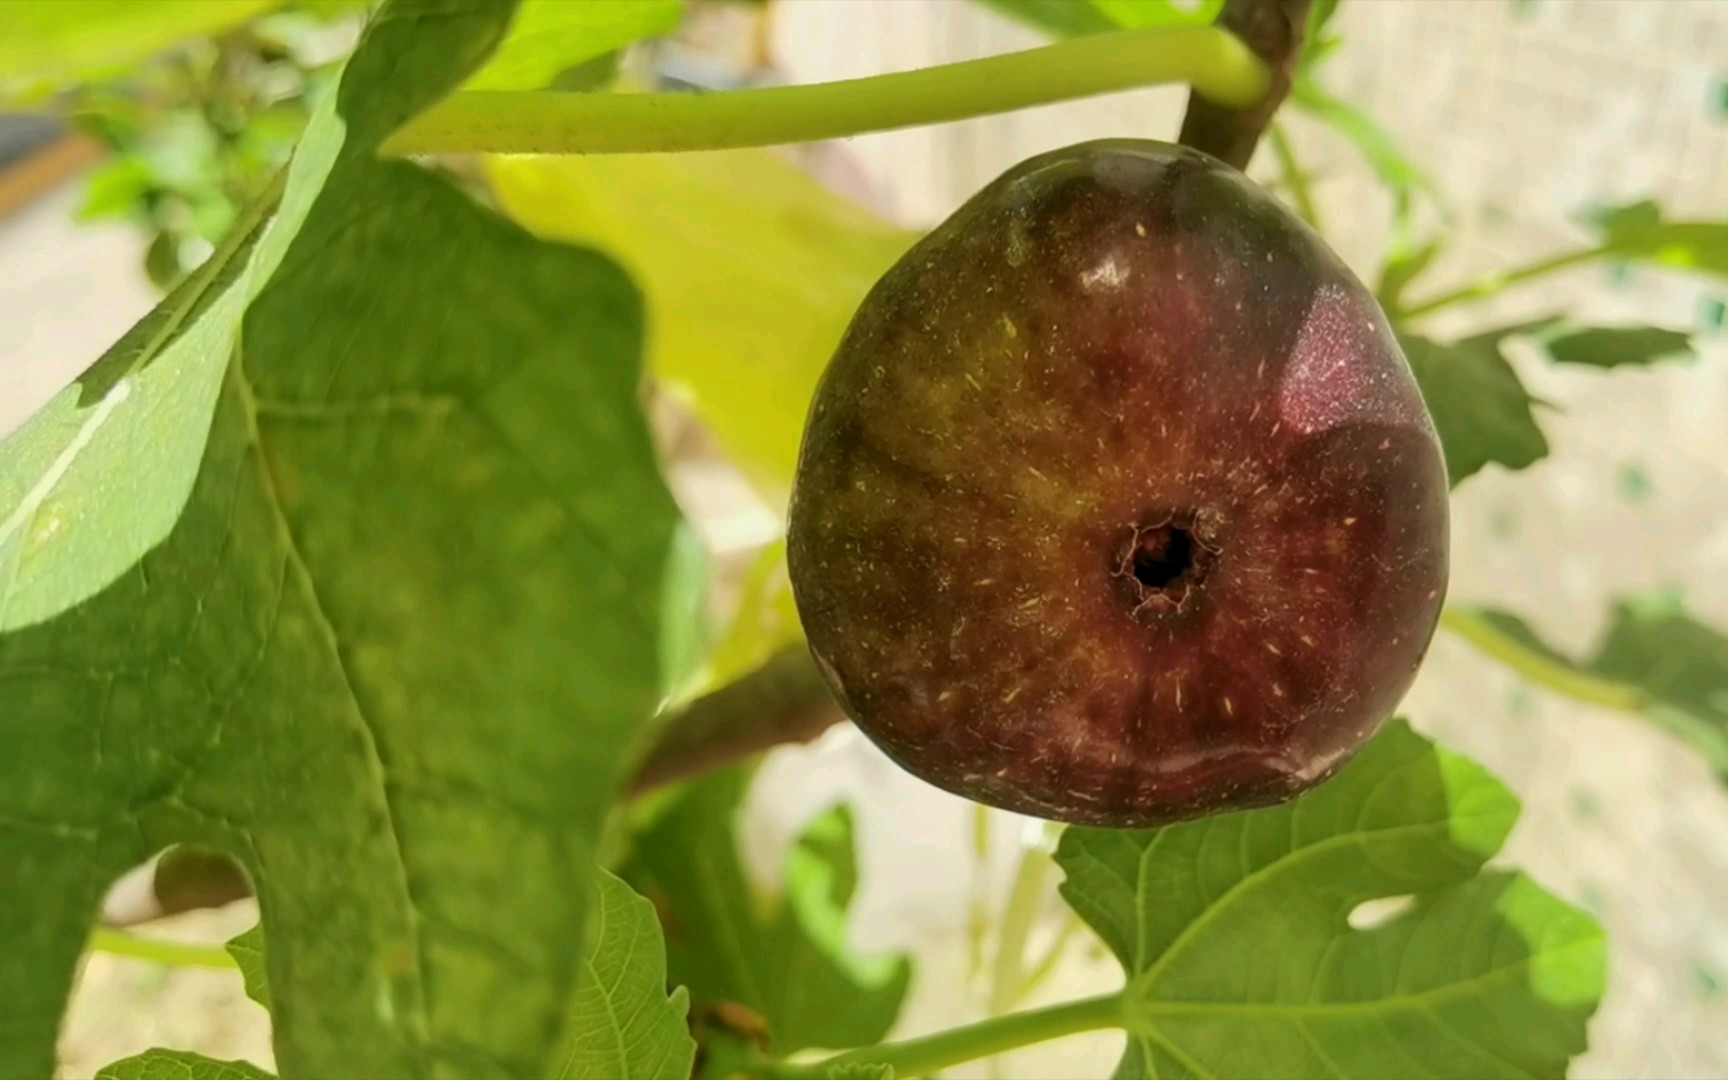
[88,927,238,970]
[1397,247,1604,320]
[766,993,1123,1079]
[382,27,1270,157]
[1439,608,1646,712]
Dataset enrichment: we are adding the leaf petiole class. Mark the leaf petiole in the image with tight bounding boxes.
[381,27,1270,157]
[1440,607,1646,712]
[87,927,238,970]
[765,992,1124,1080]
[1397,247,1605,320]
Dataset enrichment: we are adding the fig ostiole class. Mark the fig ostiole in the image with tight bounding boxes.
[787,140,1449,828]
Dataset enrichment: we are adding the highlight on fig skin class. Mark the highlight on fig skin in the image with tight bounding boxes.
[787,139,1450,829]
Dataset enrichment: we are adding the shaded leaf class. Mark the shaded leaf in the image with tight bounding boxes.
[1057,721,1605,1080]
[1577,198,1662,236]
[462,0,683,91]
[1540,325,1694,368]
[624,770,911,1056]
[0,2,698,1075]
[1403,319,1701,486]
[1459,599,1728,780]
[226,925,270,1011]
[557,871,697,1080]
[1400,329,1549,486]
[488,151,917,502]
[0,0,276,99]
[1595,201,1728,281]
[96,1050,273,1080]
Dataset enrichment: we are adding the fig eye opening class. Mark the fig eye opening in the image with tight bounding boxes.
[1117,512,1219,614]
[1131,524,1193,590]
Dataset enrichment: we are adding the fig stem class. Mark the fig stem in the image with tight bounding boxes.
[764,991,1124,1080]
[1177,0,1311,170]
[380,27,1270,157]
[86,927,238,970]
[1440,608,1647,712]
[1397,248,1606,319]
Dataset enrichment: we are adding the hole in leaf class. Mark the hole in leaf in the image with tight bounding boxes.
[1347,894,1416,930]
[73,848,271,1075]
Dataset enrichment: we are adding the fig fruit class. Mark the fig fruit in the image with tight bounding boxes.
[787,140,1448,828]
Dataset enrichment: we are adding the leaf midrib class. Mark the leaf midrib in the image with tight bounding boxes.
[233,361,430,1070]
[564,887,626,1078]
[1135,808,1505,989]
[1133,933,1598,1020]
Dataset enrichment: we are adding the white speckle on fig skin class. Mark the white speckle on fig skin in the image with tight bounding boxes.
[787,140,1450,828]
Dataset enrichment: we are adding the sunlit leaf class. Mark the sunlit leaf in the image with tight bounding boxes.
[461,0,683,91]
[1058,721,1605,1079]
[0,0,276,100]
[556,871,697,1080]
[974,0,1221,36]
[1086,0,1224,28]
[226,925,270,1011]
[487,151,917,502]
[96,1050,273,1080]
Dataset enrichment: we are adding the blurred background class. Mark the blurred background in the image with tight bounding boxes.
[1,1,1724,1077]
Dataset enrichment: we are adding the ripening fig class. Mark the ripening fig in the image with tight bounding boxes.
[786,139,1449,828]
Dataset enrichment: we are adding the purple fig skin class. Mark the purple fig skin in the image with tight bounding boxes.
[786,140,1449,828]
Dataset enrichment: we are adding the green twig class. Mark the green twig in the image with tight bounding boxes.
[988,845,1054,1016]
[1440,608,1646,712]
[1266,121,1320,229]
[382,27,1269,157]
[765,993,1123,1080]
[968,803,993,986]
[1015,910,1084,1006]
[88,927,238,970]
[1397,247,1604,320]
